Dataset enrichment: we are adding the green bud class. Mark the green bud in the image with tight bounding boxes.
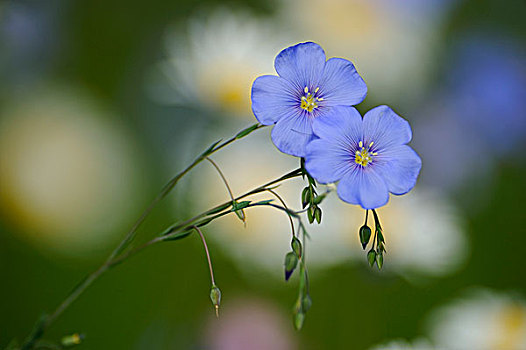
[367,249,376,267]
[301,187,311,209]
[291,237,302,259]
[302,294,312,312]
[210,285,222,317]
[312,192,327,205]
[293,311,305,330]
[359,225,372,250]
[284,252,298,281]
[314,207,322,224]
[378,241,386,253]
[307,206,315,224]
[376,251,384,269]
[61,333,83,347]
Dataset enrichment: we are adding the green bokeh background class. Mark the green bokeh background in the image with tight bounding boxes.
[1,0,526,349]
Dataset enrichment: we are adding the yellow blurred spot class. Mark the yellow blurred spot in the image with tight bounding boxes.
[492,305,526,350]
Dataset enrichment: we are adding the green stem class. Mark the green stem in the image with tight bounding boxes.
[20,123,266,350]
[21,165,302,349]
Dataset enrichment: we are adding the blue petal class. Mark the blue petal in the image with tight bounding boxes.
[306,106,362,183]
[271,111,313,157]
[319,58,367,106]
[251,75,297,125]
[363,106,412,150]
[337,166,389,209]
[305,138,351,184]
[311,106,363,143]
[375,145,422,195]
[274,42,326,89]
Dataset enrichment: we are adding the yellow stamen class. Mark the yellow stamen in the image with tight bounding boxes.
[300,86,322,113]
[355,140,377,167]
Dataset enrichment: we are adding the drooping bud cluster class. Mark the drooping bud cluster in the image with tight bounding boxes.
[360,209,387,270]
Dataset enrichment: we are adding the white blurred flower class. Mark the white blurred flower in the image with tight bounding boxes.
[203,297,298,350]
[0,87,142,257]
[149,8,290,117]
[369,337,435,350]
[192,128,466,279]
[427,289,526,350]
[280,0,456,102]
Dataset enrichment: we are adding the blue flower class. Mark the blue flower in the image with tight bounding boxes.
[305,106,421,209]
[251,42,367,157]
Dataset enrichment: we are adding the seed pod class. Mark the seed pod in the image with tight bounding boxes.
[210,285,222,317]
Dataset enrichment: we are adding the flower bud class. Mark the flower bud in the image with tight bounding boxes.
[314,206,322,224]
[284,251,298,281]
[209,284,221,317]
[302,294,312,312]
[291,237,302,259]
[376,251,384,270]
[301,187,311,209]
[359,225,372,250]
[293,311,305,330]
[367,249,376,267]
[307,206,315,223]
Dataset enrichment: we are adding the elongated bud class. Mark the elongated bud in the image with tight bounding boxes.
[302,294,312,312]
[314,207,322,224]
[61,333,83,347]
[284,252,298,281]
[376,251,384,270]
[359,225,372,250]
[291,237,302,259]
[210,284,221,317]
[301,187,311,209]
[307,206,315,224]
[293,311,305,330]
[367,249,376,267]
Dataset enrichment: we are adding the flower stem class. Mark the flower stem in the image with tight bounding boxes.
[20,123,266,349]
[193,226,216,286]
[20,164,302,350]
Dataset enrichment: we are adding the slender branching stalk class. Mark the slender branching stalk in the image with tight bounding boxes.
[18,123,308,350]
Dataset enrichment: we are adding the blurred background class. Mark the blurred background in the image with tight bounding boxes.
[1,0,526,349]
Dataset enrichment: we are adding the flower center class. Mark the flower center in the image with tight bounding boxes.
[300,86,323,112]
[355,141,378,167]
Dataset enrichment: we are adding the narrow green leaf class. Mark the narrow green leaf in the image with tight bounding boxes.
[252,199,274,206]
[232,200,251,210]
[205,202,232,215]
[235,124,260,139]
[200,139,222,157]
[164,230,192,241]
[312,193,327,205]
